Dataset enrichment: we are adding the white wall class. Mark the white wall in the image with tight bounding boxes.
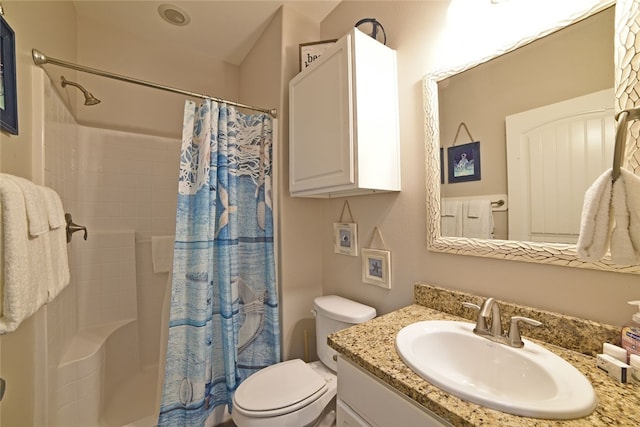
[319,1,639,328]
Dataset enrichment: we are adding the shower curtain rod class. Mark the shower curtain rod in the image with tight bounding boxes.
[32,49,277,118]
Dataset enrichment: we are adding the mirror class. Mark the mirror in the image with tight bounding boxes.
[424,0,640,274]
[439,7,614,242]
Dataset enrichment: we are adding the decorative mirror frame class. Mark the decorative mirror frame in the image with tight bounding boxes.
[424,0,640,275]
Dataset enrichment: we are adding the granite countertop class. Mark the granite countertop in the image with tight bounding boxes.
[328,285,640,426]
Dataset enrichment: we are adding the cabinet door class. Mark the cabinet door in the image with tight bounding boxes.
[289,34,354,194]
[337,357,451,427]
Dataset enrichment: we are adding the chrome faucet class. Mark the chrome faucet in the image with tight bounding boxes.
[463,298,542,348]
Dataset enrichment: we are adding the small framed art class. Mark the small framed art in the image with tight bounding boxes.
[440,147,445,184]
[334,222,358,256]
[0,14,18,135]
[448,141,481,183]
[299,39,337,71]
[361,248,391,289]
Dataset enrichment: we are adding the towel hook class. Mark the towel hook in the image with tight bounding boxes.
[65,213,87,243]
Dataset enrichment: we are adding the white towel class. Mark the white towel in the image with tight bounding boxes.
[441,199,459,217]
[622,169,640,256]
[39,186,66,229]
[610,169,640,264]
[36,186,70,299]
[0,177,50,334]
[577,169,613,261]
[611,174,635,264]
[151,235,175,273]
[462,200,494,239]
[440,200,462,237]
[1,174,48,236]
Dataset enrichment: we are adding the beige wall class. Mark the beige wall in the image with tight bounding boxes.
[319,1,639,328]
[276,7,325,361]
[0,1,77,178]
[74,11,239,138]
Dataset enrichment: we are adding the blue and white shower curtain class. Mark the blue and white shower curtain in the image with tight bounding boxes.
[159,100,280,426]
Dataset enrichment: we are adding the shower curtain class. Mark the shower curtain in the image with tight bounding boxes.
[159,100,280,426]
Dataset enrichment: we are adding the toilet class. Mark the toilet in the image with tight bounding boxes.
[232,295,376,427]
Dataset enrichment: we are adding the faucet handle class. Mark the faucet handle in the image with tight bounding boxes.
[462,302,489,333]
[462,302,480,311]
[508,316,542,348]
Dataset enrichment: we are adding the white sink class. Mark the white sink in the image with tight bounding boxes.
[395,320,597,419]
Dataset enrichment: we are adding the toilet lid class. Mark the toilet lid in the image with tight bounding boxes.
[234,359,327,414]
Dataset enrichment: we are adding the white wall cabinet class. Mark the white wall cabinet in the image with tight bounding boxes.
[336,357,451,427]
[289,28,401,198]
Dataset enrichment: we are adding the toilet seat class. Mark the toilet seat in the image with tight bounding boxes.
[233,359,328,417]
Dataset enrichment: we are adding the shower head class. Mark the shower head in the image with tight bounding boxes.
[60,76,101,106]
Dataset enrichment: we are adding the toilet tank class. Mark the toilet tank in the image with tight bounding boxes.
[313,295,376,372]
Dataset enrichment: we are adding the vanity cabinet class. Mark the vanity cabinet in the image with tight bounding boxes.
[289,28,401,198]
[336,356,451,427]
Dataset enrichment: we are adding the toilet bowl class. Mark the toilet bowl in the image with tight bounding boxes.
[232,360,336,427]
[231,296,376,427]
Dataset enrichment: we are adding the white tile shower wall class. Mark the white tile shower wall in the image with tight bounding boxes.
[74,231,138,328]
[75,126,180,367]
[39,69,180,425]
[53,348,104,427]
[43,69,79,365]
[75,126,180,240]
[41,72,81,425]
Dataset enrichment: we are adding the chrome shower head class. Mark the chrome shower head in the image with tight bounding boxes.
[60,76,101,106]
[83,93,101,106]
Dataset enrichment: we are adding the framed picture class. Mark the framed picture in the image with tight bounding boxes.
[440,147,445,184]
[361,248,391,289]
[0,15,17,135]
[299,39,337,71]
[334,222,358,256]
[448,141,481,183]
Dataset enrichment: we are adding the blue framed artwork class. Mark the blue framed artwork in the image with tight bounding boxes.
[448,141,480,183]
[0,14,17,135]
[440,147,445,184]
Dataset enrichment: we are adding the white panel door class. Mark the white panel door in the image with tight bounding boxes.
[506,89,614,243]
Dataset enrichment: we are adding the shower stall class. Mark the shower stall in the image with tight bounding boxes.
[33,43,275,422]
[34,67,181,426]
